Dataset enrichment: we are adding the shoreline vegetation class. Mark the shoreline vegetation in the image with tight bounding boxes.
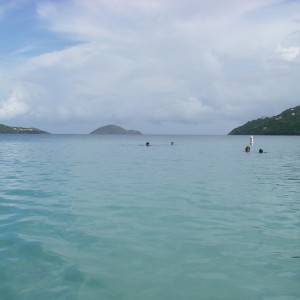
[0,124,49,134]
[1,105,299,135]
[228,105,300,135]
[90,124,142,135]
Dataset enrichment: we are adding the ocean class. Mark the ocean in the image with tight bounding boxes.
[0,134,299,300]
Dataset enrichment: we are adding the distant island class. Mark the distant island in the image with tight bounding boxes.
[0,124,49,134]
[228,105,300,135]
[90,124,142,135]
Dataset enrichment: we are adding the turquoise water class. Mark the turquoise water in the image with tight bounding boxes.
[0,134,299,300]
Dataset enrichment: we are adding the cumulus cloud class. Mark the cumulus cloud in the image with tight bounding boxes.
[275,45,300,61]
[1,0,300,133]
[0,88,29,120]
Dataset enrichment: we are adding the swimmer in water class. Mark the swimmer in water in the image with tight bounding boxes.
[145,142,150,147]
[259,149,263,153]
[245,146,250,152]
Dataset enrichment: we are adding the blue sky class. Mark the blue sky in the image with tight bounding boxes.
[0,2,74,58]
[0,0,300,134]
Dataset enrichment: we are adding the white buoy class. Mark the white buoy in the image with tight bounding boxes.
[250,135,254,145]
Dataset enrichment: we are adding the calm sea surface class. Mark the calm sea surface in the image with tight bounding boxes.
[0,134,299,300]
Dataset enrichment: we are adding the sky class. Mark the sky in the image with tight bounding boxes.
[0,0,300,134]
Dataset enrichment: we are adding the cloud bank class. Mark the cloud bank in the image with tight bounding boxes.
[0,0,300,133]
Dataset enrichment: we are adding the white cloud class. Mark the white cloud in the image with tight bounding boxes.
[1,0,300,133]
[172,97,213,121]
[275,45,300,61]
[0,88,29,120]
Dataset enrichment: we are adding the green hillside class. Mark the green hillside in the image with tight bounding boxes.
[90,124,142,135]
[0,124,49,134]
[228,105,300,135]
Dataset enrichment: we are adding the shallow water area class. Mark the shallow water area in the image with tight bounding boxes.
[0,134,299,299]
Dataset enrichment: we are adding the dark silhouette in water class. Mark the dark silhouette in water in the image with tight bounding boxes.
[245,146,251,152]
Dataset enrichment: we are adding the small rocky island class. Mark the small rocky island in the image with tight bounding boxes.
[228,105,300,135]
[90,124,142,135]
[0,124,49,134]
